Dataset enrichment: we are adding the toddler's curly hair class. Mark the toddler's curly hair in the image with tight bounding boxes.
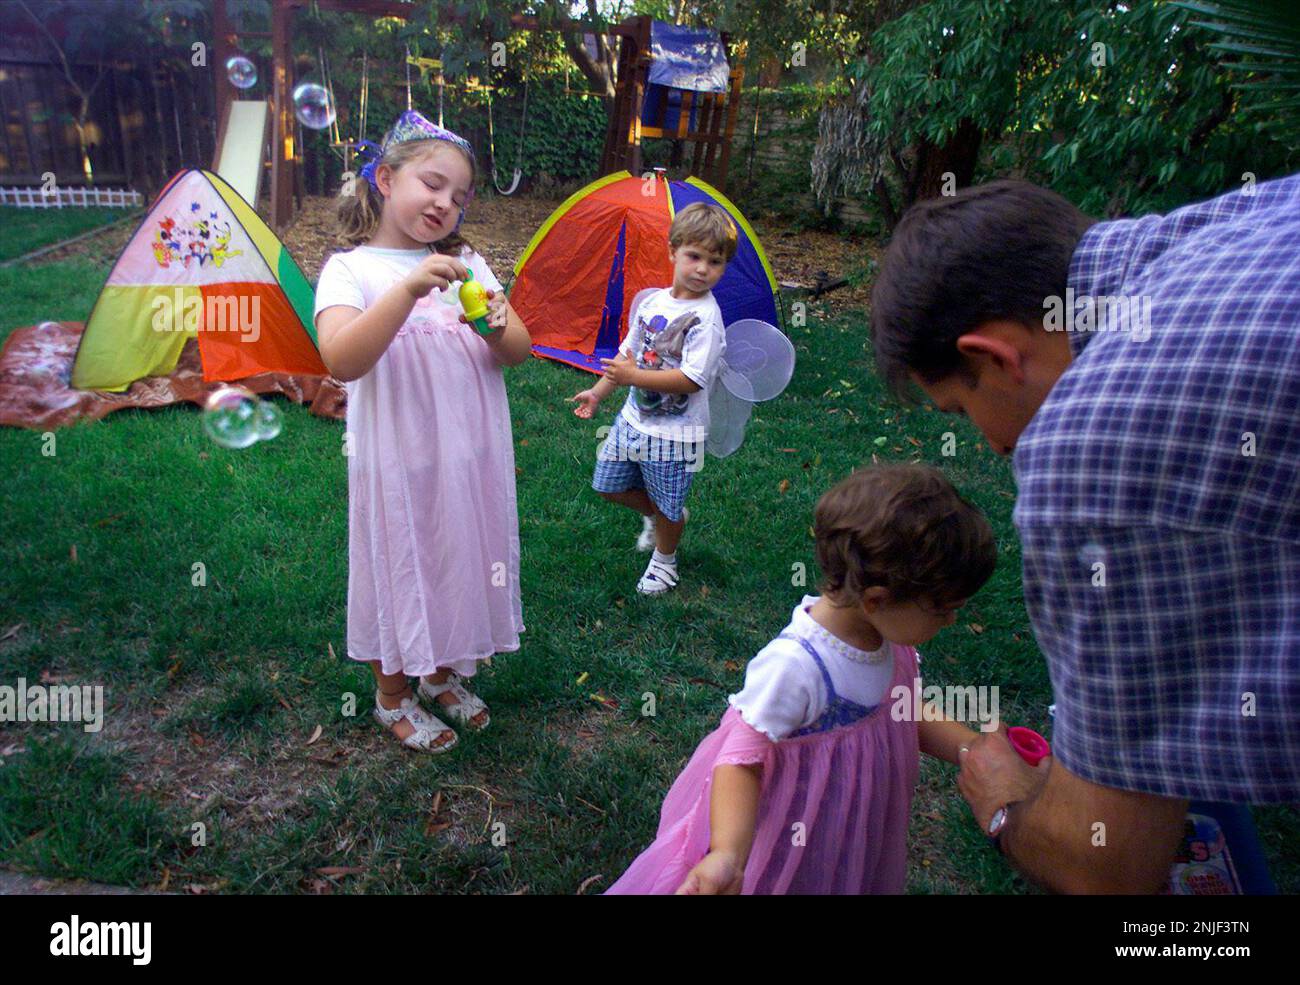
[814,463,996,609]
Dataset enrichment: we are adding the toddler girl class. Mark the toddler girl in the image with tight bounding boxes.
[607,463,997,892]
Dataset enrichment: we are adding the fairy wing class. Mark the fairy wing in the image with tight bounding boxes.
[706,320,795,459]
[706,380,755,459]
[719,319,796,401]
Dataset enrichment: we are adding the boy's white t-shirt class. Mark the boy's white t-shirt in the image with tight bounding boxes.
[616,287,726,443]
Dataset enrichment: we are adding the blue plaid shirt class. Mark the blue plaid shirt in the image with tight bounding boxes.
[1013,173,1300,803]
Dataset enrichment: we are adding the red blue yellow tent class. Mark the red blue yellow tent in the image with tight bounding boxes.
[510,170,780,373]
[72,168,325,392]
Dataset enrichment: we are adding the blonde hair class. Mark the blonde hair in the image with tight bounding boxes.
[337,139,477,255]
[669,202,738,261]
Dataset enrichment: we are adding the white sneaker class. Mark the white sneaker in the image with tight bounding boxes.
[636,515,656,552]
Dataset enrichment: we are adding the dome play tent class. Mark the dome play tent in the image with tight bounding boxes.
[71,168,325,392]
[509,170,780,374]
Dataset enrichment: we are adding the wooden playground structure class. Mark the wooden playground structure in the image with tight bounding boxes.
[210,0,746,231]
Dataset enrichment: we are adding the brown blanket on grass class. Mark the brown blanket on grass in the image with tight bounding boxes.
[0,321,346,430]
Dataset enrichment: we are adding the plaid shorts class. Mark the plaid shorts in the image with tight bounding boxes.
[591,412,702,522]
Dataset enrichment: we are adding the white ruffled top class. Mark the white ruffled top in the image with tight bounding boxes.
[727,595,914,741]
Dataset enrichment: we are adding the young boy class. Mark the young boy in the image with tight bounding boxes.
[569,202,735,595]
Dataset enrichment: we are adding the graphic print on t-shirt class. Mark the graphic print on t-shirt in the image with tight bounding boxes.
[631,310,701,417]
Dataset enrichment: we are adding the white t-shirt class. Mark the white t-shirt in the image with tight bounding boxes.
[617,287,725,443]
[728,595,913,741]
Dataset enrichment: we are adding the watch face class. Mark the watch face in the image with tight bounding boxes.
[987,807,1008,836]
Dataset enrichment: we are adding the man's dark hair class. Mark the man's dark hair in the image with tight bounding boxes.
[870,179,1096,404]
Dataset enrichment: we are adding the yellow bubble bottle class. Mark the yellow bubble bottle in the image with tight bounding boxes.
[458,269,492,335]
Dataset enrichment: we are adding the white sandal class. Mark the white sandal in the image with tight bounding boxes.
[373,691,458,753]
[637,556,679,595]
[418,672,490,730]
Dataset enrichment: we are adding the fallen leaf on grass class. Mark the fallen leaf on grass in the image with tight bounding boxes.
[189,731,206,748]
[576,874,604,895]
[590,692,620,710]
[305,724,323,746]
[424,792,451,836]
[275,693,292,711]
[575,671,589,686]
[314,866,365,877]
[166,656,182,680]
[327,642,336,661]
[723,660,742,672]
[39,669,69,684]
[907,436,922,447]
[69,545,78,563]
[778,479,790,495]
[0,624,24,642]
[968,624,985,635]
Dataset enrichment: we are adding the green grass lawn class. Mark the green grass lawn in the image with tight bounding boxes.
[1,239,1295,894]
[0,205,138,263]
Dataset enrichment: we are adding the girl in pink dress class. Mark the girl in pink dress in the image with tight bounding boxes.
[606,463,998,893]
[314,111,531,753]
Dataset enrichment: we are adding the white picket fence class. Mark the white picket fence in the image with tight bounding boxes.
[0,186,143,208]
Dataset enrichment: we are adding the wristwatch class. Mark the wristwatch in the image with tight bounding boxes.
[987,803,1015,853]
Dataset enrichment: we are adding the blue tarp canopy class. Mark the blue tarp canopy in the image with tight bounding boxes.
[641,21,730,132]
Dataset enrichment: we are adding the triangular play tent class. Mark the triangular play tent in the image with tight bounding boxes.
[72,168,325,392]
[510,170,781,373]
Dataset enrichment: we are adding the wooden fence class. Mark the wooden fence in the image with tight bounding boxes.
[0,52,218,197]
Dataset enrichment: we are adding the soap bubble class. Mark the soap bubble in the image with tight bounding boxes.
[203,385,262,449]
[292,83,335,130]
[37,320,61,331]
[226,56,258,90]
[254,400,282,441]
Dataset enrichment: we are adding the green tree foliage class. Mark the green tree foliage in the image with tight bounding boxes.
[815,0,1297,222]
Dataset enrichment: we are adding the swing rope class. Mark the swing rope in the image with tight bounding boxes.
[486,61,529,196]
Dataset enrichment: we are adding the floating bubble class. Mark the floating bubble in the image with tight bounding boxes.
[292,82,335,130]
[254,400,282,441]
[225,55,258,90]
[202,385,262,449]
[37,320,61,332]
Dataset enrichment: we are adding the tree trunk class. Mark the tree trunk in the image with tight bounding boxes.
[905,116,981,207]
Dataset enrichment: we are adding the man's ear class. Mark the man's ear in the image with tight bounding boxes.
[955,321,1032,385]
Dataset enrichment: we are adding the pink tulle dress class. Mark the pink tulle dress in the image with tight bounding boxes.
[606,629,919,895]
